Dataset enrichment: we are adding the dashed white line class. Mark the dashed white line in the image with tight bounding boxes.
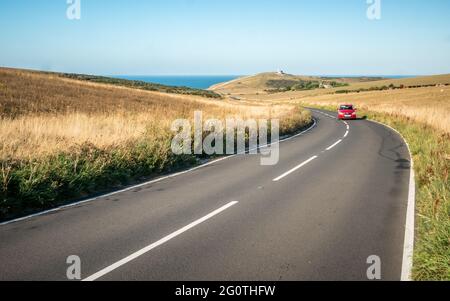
[273,156,318,182]
[271,109,349,182]
[326,139,342,151]
[83,201,239,281]
[344,131,349,138]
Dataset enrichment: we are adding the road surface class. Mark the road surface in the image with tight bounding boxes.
[0,109,412,281]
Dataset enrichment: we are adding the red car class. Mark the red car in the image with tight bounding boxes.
[338,104,357,120]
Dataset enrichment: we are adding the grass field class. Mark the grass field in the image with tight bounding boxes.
[0,68,311,221]
[298,86,450,134]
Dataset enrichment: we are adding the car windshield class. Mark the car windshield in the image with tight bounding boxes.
[340,105,353,110]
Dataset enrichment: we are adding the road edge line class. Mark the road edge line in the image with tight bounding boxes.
[368,119,416,282]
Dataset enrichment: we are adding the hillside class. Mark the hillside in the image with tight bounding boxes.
[0,67,311,220]
[1,67,221,99]
[211,72,450,99]
[209,72,385,95]
[210,72,450,133]
[340,74,450,91]
[303,85,450,133]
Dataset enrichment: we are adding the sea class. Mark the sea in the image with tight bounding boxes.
[111,75,242,90]
[110,75,416,90]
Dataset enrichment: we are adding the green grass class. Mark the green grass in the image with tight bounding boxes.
[368,112,450,281]
[0,131,197,220]
[306,104,450,280]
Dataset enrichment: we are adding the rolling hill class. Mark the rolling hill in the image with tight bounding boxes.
[0,67,311,220]
[210,72,450,98]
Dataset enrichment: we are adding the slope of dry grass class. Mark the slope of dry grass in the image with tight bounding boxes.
[296,86,450,134]
[341,74,450,91]
[209,72,386,93]
[212,72,450,134]
[211,73,450,105]
[0,68,311,220]
[0,68,309,160]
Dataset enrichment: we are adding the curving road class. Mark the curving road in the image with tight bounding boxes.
[0,109,412,281]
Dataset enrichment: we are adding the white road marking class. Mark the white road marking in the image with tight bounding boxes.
[318,111,349,139]
[83,201,239,281]
[326,140,342,151]
[273,156,318,182]
[402,165,415,281]
[368,119,416,281]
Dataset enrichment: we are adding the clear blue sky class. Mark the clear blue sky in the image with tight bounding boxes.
[1,0,449,75]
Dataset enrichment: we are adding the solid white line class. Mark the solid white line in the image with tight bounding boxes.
[0,119,318,227]
[273,156,318,182]
[368,119,416,281]
[344,131,349,138]
[83,201,239,281]
[326,139,342,151]
[402,165,416,281]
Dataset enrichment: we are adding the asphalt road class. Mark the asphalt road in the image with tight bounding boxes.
[0,109,412,281]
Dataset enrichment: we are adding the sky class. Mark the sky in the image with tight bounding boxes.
[0,0,449,75]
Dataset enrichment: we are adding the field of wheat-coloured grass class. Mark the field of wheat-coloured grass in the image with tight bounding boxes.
[296,86,450,134]
[0,68,312,220]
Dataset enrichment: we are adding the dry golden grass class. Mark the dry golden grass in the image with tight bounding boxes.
[209,72,385,95]
[211,72,450,97]
[295,86,450,134]
[0,68,312,220]
[342,74,450,91]
[0,68,310,161]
